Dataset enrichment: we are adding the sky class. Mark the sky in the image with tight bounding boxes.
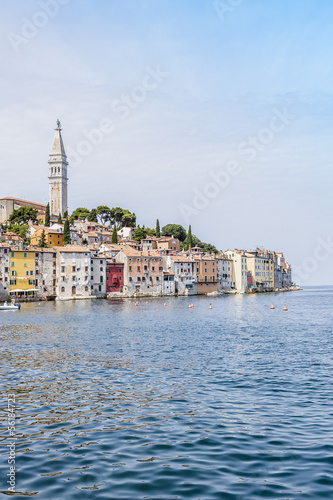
[1,0,333,285]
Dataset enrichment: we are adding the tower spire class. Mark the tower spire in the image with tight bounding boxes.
[48,120,68,217]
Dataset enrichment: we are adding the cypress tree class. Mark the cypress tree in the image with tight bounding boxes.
[112,225,118,244]
[57,213,62,224]
[63,210,68,219]
[45,203,50,227]
[186,225,193,250]
[38,229,47,248]
[156,219,160,238]
[63,218,71,245]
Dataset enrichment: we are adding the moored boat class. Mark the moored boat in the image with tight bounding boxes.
[0,301,21,311]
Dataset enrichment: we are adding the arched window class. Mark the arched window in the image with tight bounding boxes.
[58,167,60,173]
[61,286,65,293]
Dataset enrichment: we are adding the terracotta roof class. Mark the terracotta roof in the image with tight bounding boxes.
[57,245,90,253]
[0,197,46,207]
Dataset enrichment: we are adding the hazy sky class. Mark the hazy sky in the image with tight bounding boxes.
[1,0,333,284]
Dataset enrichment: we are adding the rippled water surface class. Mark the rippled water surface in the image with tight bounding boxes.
[1,287,333,499]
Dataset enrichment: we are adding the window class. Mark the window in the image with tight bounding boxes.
[119,268,122,273]
[85,286,89,291]
[11,252,14,257]
[10,280,16,285]
[152,266,155,271]
[159,266,163,271]
[156,277,159,281]
[61,266,65,273]
[62,276,65,281]
[129,266,132,271]
[85,266,88,272]
[11,262,14,267]
[100,260,103,264]
[137,266,140,271]
[26,271,29,276]
[61,287,65,293]
[129,277,132,281]
[100,267,103,272]
[24,252,27,258]
[137,277,141,282]
[29,280,35,285]
[72,266,76,272]
[100,276,103,283]
[119,276,122,281]
[72,276,76,281]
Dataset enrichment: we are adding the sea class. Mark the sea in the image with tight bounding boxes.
[1,286,333,499]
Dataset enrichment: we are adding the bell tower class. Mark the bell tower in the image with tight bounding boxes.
[48,120,68,217]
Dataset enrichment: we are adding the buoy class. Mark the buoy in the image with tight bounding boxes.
[129,300,132,303]
[270,305,275,309]
[283,306,288,311]
[146,301,149,304]
[135,301,139,306]
[209,304,213,309]
[188,304,192,308]
[164,303,167,306]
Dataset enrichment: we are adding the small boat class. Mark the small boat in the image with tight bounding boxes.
[0,301,21,311]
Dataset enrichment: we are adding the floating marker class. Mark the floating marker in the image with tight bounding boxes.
[270,305,275,309]
[283,306,288,311]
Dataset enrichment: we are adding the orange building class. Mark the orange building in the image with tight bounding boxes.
[31,228,63,247]
[193,255,218,294]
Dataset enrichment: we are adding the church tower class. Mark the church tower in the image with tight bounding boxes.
[48,120,68,217]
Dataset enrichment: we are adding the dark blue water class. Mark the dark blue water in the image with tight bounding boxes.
[1,287,333,499]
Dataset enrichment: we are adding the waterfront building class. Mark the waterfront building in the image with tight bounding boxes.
[90,255,107,297]
[116,247,165,296]
[225,250,248,292]
[56,246,91,299]
[48,121,68,217]
[106,259,124,294]
[33,247,57,299]
[246,249,274,290]
[9,249,36,298]
[193,254,218,294]
[216,254,234,290]
[164,254,197,295]
[0,243,10,300]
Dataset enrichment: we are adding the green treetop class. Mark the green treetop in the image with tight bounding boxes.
[38,229,47,248]
[45,203,50,227]
[156,219,160,238]
[63,218,71,245]
[112,225,118,243]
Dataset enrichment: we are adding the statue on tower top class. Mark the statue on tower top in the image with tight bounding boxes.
[56,119,61,129]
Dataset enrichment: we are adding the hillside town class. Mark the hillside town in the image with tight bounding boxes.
[0,123,294,301]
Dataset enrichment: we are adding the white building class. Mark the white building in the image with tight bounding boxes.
[225,250,248,292]
[164,255,197,295]
[56,246,91,299]
[0,243,10,300]
[90,255,107,297]
[216,255,233,290]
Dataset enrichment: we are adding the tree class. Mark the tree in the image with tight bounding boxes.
[69,214,75,225]
[63,210,68,219]
[57,213,62,224]
[162,224,187,242]
[63,218,70,245]
[8,207,38,225]
[133,226,156,241]
[88,208,98,222]
[156,219,160,238]
[38,229,47,248]
[96,205,111,225]
[121,210,136,227]
[112,225,118,243]
[45,203,50,227]
[185,225,193,249]
[71,207,90,221]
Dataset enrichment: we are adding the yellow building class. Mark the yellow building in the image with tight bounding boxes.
[9,250,36,296]
[31,228,63,247]
[246,250,274,289]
